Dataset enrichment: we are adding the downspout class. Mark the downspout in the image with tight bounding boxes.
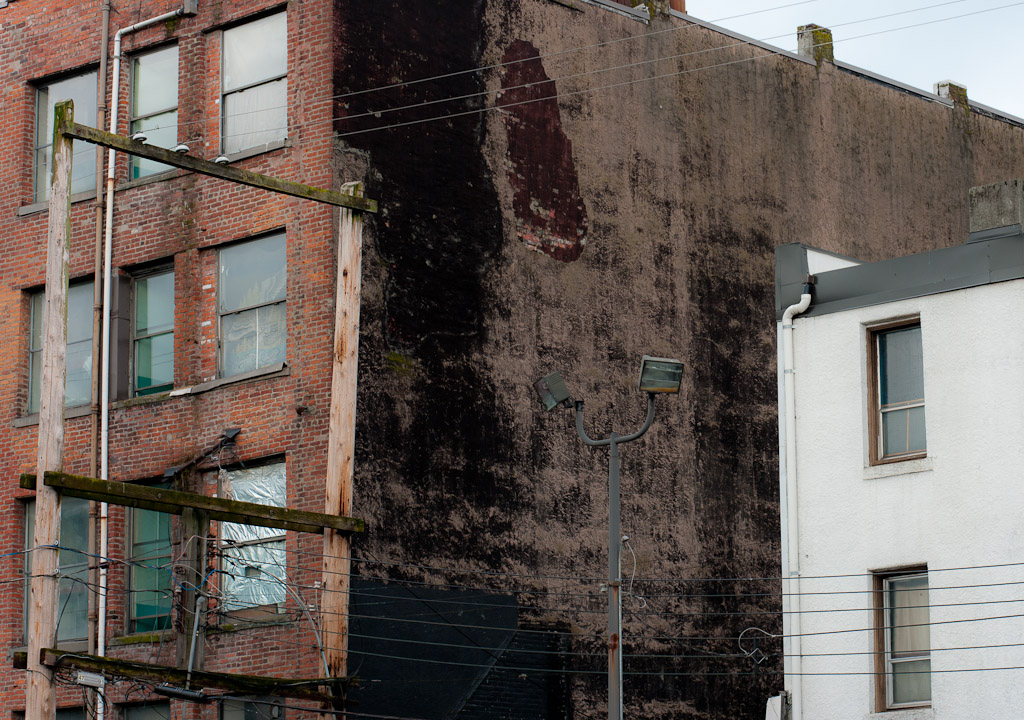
[97,9,190,719]
[779,283,812,720]
[88,6,110,720]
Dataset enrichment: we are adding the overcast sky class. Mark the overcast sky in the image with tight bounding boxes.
[684,0,1024,119]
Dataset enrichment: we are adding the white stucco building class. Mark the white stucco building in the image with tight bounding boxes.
[771,180,1024,719]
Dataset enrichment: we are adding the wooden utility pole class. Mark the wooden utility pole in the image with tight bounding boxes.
[26,99,74,720]
[322,182,366,703]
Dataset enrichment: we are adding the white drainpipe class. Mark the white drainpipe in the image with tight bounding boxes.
[779,285,812,720]
[98,9,189,720]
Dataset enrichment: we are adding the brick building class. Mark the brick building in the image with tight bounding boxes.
[3,1,1024,719]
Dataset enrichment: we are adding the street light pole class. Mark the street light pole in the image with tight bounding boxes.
[574,394,657,720]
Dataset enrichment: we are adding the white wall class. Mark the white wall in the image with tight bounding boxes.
[787,279,1024,719]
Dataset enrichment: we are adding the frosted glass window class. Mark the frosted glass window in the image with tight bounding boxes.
[222,12,287,154]
[218,234,286,376]
[29,282,94,413]
[134,270,175,395]
[25,497,90,642]
[885,573,931,707]
[220,463,287,610]
[130,45,179,178]
[875,324,926,460]
[35,71,98,202]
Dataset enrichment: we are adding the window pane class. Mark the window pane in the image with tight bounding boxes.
[133,46,178,117]
[126,702,171,720]
[136,272,175,335]
[66,339,92,407]
[25,497,90,641]
[132,110,178,178]
[223,78,287,154]
[35,72,98,202]
[890,575,930,656]
[219,235,286,313]
[223,13,286,92]
[136,333,175,394]
[67,282,94,344]
[221,464,287,609]
[30,292,44,350]
[892,659,931,705]
[879,326,924,406]
[258,303,286,367]
[29,282,94,412]
[222,308,257,376]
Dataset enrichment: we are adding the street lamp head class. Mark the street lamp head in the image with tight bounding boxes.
[534,371,573,412]
[638,355,684,394]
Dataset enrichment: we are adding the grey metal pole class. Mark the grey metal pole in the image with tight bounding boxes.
[574,394,657,720]
[608,434,623,720]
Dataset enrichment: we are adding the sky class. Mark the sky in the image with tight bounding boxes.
[684,0,1024,119]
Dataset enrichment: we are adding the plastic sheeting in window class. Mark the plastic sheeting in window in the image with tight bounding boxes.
[220,463,287,609]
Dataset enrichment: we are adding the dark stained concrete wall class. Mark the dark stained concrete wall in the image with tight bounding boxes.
[333,1,1024,716]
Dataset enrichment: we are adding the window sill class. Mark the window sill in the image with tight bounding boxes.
[223,138,290,163]
[13,403,92,428]
[18,189,98,216]
[116,168,181,191]
[108,363,290,411]
[109,628,175,646]
[867,706,933,718]
[864,456,933,481]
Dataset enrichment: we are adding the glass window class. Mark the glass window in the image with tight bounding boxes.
[883,573,931,708]
[222,698,284,720]
[125,703,170,720]
[218,234,286,376]
[220,463,287,610]
[222,12,287,154]
[871,323,926,462]
[35,70,98,203]
[130,45,179,178]
[130,483,174,633]
[29,282,94,414]
[25,497,90,643]
[134,270,175,395]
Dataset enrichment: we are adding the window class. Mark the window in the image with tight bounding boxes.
[29,281,94,414]
[874,570,931,709]
[134,269,175,395]
[124,703,170,720]
[222,698,284,720]
[219,463,287,611]
[868,322,926,463]
[129,483,173,632]
[130,45,179,178]
[221,12,287,154]
[35,70,98,203]
[24,497,90,643]
[218,234,286,377]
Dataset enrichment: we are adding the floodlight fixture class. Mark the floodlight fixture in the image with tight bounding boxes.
[637,355,684,394]
[533,371,572,412]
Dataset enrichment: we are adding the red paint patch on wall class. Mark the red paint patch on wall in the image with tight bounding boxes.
[498,40,588,263]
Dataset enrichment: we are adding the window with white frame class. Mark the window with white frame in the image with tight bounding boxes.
[130,45,179,179]
[133,269,175,395]
[868,321,926,464]
[219,462,287,611]
[218,233,286,377]
[221,12,287,155]
[34,70,98,203]
[24,497,90,643]
[29,281,94,414]
[875,570,931,709]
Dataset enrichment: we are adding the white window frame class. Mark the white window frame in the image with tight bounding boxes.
[874,568,931,711]
[129,44,179,179]
[132,266,175,396]
[867,319,926,465]
[34,69,98,203]
[28,280,95,414]
[220,11,287,155]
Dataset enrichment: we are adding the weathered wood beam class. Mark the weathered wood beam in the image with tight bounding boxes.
[20,472,364,535]
[65,123,377,213]
[14,649,353,702]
